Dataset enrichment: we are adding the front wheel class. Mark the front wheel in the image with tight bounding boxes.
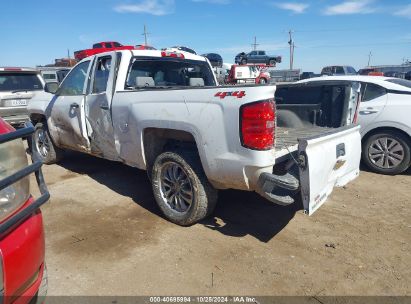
[241,59,247,65]
[268,59,276,66]
[362,131,410,175]
[151,149,218,226]
[33,122,63,164]
[259,78,267,84]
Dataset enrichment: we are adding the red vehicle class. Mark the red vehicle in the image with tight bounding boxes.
[226,64,270,85]
[0,119,49,303]
[74,41,135,60]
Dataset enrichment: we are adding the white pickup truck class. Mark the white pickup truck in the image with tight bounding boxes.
[28,49,361,225]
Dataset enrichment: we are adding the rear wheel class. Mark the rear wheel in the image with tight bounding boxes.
[259,78,267,84]
[269,59,275,66]
[151,149,218,226]
[241,59,247,65]
[362,130,410,175]
[33,122,63,164]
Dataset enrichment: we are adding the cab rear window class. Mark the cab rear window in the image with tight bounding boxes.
[125,58,216,88]
[0,73,43,92]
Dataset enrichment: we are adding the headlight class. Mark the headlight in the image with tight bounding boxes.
[0,138,30,222]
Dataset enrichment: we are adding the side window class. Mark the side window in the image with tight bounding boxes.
[105,43,113,48]
[258,51,265,55]
[250,51,257,56]
[335,66,344,74]
[92,57,112,94]
[125,59,216,88]
[113,42,122,47]
[362,83,386,102]
[58,61,90,96]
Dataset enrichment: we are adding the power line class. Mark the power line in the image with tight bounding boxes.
[142,24,150,45]
[251,36,259,51]
[288,30,295,70]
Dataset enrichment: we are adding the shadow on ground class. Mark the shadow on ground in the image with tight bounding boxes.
[58,152,301,242]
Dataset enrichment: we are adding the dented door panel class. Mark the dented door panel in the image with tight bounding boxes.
[85,52,119,160]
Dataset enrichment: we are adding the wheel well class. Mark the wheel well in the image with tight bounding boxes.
[362,127,411,145]
[143,128,198,169]
[30,114,46,125]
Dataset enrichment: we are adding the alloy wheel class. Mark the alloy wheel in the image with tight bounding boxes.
[368,137,405,169]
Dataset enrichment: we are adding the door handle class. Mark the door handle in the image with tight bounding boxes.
[70,103,79,108]
[359,110,378,115]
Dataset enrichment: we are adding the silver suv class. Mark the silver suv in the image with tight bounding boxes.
[0,67,52,126]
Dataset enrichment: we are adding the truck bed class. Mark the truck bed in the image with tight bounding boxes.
[275,126,336,159]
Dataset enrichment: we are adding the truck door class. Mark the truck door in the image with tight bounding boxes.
[84,52,118,160]
[48,60,92,152]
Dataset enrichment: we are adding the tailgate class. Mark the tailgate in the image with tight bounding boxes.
[298,125,361,215]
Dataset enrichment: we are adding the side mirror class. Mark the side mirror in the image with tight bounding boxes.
[44,82,59,94]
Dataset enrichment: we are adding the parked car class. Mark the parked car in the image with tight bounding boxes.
[0,118,50,303]
[321,65,357,76]
[236,50,282,66]
[358,68,378,75]
[384,71,405,78]
[405,71,411,80]
[0,67,55,126]
[74,41,134,60]
[135,44,157,50]
[234,52,246,64]
[28,49,361,225]
[300,72,319,80]
[170,46,197,54]
[298,76,411,175]
[38,67,71,84]
[225,65,270,84]
[202,53,223,68]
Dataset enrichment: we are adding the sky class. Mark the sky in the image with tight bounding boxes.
[1,0,410,72]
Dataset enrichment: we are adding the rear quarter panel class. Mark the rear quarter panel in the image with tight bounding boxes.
[111,85,277,190]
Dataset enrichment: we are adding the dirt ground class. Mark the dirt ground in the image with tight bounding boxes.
[30,152,410,296]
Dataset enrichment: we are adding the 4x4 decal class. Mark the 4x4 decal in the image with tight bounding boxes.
[215,91,246,99]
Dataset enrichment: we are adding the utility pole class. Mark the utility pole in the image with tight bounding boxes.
[251,36,259,51]
[288,30,295,70]
[67,49,70,59]
[367,51,372,67]
[142,24,150,45]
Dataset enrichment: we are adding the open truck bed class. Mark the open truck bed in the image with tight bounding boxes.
[275,126,334,158]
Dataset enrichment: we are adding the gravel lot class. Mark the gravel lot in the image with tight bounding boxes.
[31,152,410,296]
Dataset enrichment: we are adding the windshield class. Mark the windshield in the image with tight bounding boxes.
[0,73,43,92]
[386,78,411,89]
[126,58,216,88]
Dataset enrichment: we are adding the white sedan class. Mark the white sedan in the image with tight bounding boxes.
[298,75,411,175]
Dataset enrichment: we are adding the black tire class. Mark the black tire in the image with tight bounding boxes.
[259,78,267,84]
[33,122,63,164]
[151,149,218,226]
[241,59,247,65]
[268,59,276,66]
[362,130,411,175]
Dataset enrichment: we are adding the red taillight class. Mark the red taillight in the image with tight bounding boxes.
[240,100,275,150]
[161,51,185,59]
